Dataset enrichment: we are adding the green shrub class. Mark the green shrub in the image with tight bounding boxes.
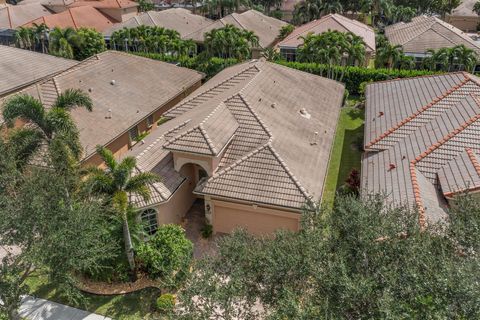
[201,224,213,238]
[156,293,175,313]
[276,61,439,95]
[132,52,238,79]
[136,224,193,284]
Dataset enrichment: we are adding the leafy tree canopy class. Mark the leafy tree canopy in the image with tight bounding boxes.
[204,24,259,60]
[177,194,480,319]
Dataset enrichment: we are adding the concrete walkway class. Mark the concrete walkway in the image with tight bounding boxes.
[19,296,112,320]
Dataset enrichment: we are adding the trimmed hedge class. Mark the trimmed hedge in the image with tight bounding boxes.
[132,52,238,79]
[276,61,440,95]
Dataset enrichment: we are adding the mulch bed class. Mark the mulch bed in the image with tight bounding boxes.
[77,274,162,295]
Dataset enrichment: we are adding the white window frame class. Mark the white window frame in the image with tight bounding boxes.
[140,208,158,236]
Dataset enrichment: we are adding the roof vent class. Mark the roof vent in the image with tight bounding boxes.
[378,111,384,117]
[388,163,396,171]
[106,108,112,119]
[110,80,116,85]
[271,103,276,108]
[88,87,92,92]
[299,108,311,119]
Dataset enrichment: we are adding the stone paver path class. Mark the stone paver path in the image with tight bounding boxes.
[19,296,111,320]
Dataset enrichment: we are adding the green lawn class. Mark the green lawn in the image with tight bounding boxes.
[25,272,160,320]
[322,101,365,208]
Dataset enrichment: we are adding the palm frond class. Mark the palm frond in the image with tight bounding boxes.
[53,88,93,111]
[2,94,46,129]
[125,172,161,196]
[83,172,115,196]
[95,145,117,172]
[7,128,44,169]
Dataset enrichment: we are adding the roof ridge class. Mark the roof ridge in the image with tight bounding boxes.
[365,77,472,149]
[146,10,154,25]
[197,123,217,154]
[466,148,480,177]
[411,114,480,166]
[67,8,78,29]
[397,20,436,45]
[409,162,426,228]
[234,92,272,138]
[365,71,466,87]
[6,6,12,28]
[230,12,246,30]
[165,64,259,117]
[266,143,310,198]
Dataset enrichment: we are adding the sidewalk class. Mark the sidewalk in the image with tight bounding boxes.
[19,296,112,320]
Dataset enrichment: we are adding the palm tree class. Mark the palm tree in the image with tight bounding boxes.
[345,32,366,66]
[474,1,480,15]
[2,89,93,170]
[32,23,49,53]
[261,47,281,61]
[453,45,477,72]
[15,27,35,50]
[375,42,403,69]
[48,27,79,59]
[82,146,161,274]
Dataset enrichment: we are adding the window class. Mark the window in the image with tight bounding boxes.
[141,208,158,236]
[129,126,139,144]
[280,48,297,62]
[147,115,154,128]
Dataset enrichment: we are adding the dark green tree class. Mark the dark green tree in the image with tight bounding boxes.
[75,28,106,60]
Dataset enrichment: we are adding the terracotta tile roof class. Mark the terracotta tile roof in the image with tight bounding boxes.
[184,9,287,48]
[68,0,138,9]
[0,45,77,97]
[2,51,204,159]
[385,15,480,55]
[23,6,115,31]
[125,60,345,210]
[277,13,375,52]
[362,74,480,226]
[104,8,212,37]
[0,3,51,28]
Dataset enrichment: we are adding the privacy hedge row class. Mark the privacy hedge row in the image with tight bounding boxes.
[132,52,238,79]
[276,61,439,95]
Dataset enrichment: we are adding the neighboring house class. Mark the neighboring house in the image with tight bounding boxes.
[0,28,15,45]
[445,0,480,32]
[0,3,52,29]
[185,10,288,57]
[42,0,138,22]
[103,8,213,39]
[1,51,204,165]
[0,45,77,97]
[385,16,480,61]
[125,60,344,236]
[362,73,480,227]
[276,13,375,65]
[22,6,116,31]
[278,0,300,22]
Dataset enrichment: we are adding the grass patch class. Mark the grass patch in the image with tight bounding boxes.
[323,99,364,208]
[25,272,160,320]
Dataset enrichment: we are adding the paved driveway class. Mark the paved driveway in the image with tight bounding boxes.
[19,296,111,320]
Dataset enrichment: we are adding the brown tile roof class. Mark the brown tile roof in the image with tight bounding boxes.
[362,74,480,226]
[385,15,480,55]
[277,13,375,52]
[103,8,212,37]
[0,45,77,97]
[0,3,51,28]
[184,9,288,48]
[126,59,345,210]
[23,6,116,31]
[2,51,204,160]
[450,0,478,17]
[438,148,480,196]
[68,0,138,9]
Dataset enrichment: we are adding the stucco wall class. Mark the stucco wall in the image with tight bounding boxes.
[445,16,479,32]
[210,199,301,235]
[99,7,138,22]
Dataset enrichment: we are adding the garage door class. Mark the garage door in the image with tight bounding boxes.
[213,201,300,235]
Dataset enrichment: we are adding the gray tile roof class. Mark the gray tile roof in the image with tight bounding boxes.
[103,8,213,37]
[438,148,480,195]
[0,45,77,97]
[1,51,204,159]
[184,9,287,48]
[385,15,480,55]
[0,3,51,29]
[126,59,344,210]
[362,74,480,225]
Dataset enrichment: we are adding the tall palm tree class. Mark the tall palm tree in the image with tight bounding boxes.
[2,89,93,170]
[375,42,403,69]
[48,27,79,59]
[32,23,49,53]
[453,45,477,72]
[15,27,35,50]
[82,146,161,274]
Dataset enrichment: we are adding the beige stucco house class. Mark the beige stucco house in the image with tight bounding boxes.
[445,0,480,32]
[1,50,204,166]
[126,60,345,236]
[362,73,480,227]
